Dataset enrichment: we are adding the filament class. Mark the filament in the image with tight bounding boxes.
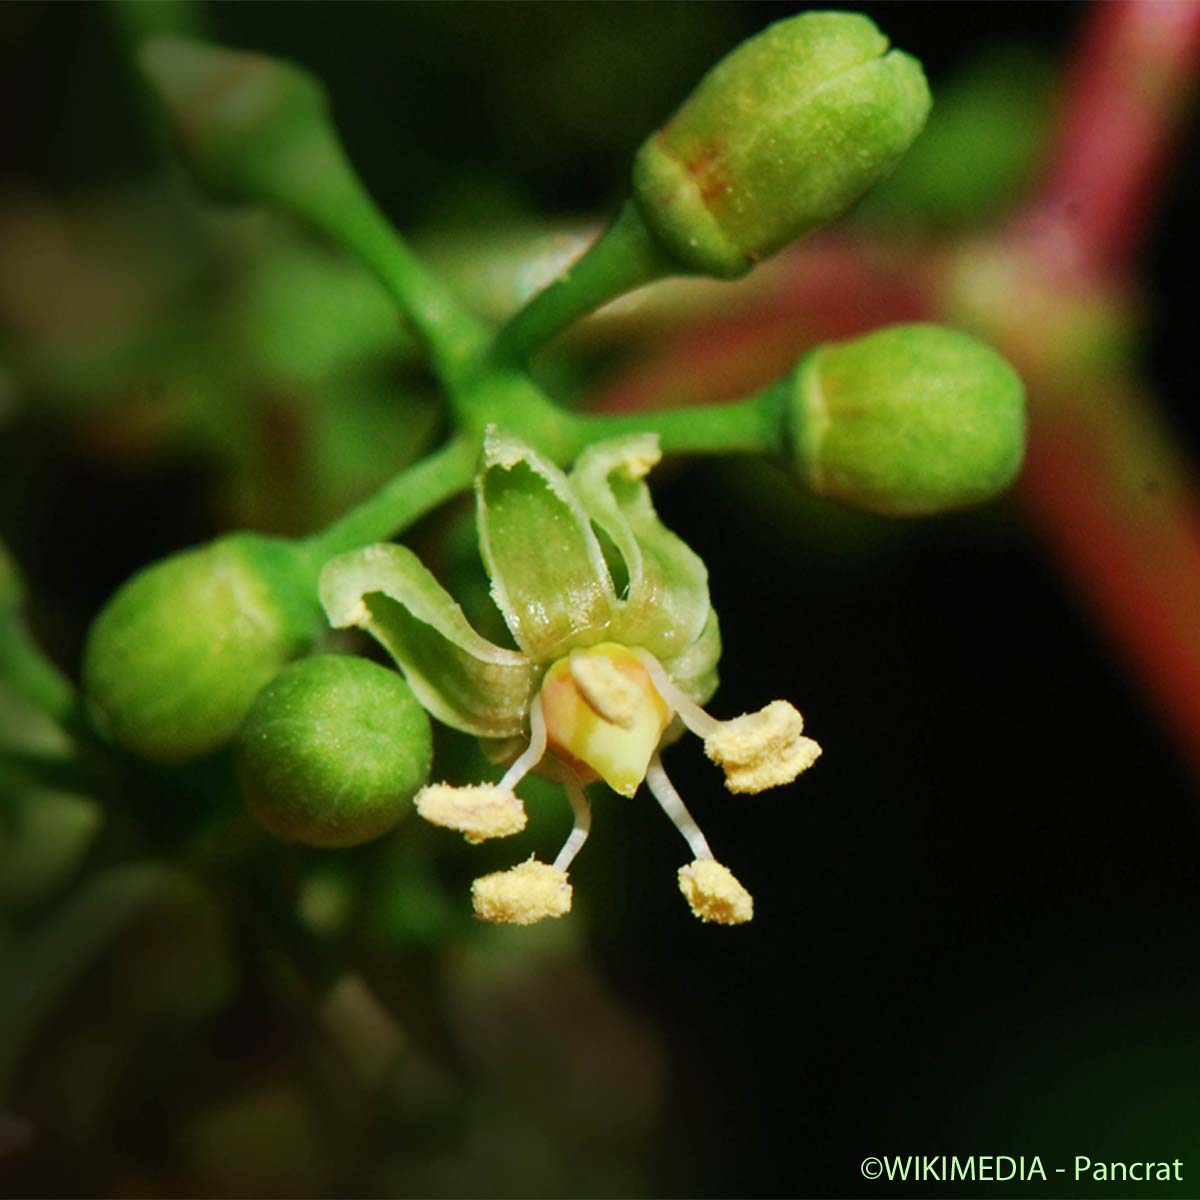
[636,650,721,739]
[646,754,714,861]
[552,770,593,872]
[499,695,548,791]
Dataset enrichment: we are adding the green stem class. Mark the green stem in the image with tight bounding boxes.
[301,436,478,566]
[109,0,213,158]
[138,36,488,385]
[109,0,210,42]
[267,133,490,388]
[299,359,782,574]
[559,387,786,461]
[449,364,577,458]
[491,201,676,366]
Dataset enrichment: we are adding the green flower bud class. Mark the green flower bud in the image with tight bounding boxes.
[784,323,1025,516]
[632,12,931,278]
[237,655,432,848]
[137,35,330,205]
[83,535,321,762]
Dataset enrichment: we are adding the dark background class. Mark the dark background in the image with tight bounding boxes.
[3,3,1199,1197]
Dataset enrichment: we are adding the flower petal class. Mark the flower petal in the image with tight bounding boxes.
[320,543,535,738]
[659,609,722,707]
[570,435,711,660]
[477,429,615,662]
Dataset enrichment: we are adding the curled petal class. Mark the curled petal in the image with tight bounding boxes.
[704,700,822,793]
[471,858,573,925]
[678,859,753,924]
[657,609,721,709]
[415,783,527,844]
[320,543,535,739]
[570,435,712,660]
[477,429,615,661]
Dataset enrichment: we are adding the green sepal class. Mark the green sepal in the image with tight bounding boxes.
[237,654,432,848]
[82,534,322,762]
[476,428,615,662]
[632,11,930,278]
[319,542,535,739]
[570,434,711,661]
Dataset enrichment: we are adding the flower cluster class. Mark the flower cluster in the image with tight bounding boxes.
[321,430,820,926]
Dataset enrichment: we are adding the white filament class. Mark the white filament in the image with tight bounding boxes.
[645,754,713,862]
[635,650,721,739]
[552,770,593,872]
[498,695,548,791]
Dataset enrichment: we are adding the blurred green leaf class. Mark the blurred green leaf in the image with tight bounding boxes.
[0,789,101,911]
[0,862,233,1097]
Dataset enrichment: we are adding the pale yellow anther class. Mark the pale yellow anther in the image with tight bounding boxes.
[471,858,573,925]
[415,783,527,844]
[677,859,753,925]
[703,699,822,794]
[621,444,661,479]
[569,650,642,729]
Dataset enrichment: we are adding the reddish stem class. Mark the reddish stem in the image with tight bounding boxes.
[1021,0,1200,277]
[1023,395,1200,778]
[593,237,936,412]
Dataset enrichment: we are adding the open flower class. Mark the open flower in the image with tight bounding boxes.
[319,429,820,925]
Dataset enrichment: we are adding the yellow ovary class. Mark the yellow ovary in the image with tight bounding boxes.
[540,643,672,797]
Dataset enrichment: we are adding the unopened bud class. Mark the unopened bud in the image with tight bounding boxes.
[238,654,432,848]
[83,534,320,762]
[632,12,930,278]
[784,322,1025,516]
[138,35,331,205]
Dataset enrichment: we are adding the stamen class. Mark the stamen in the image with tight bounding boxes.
[568,650,640,728]
[704,699,821,793]
[552,770,593,872]
[645,754,714,861]
[678,859,754,925]
[415,783,526,843]
[471,857,572,925]
[498,695,548,791]
[635,650,721,739]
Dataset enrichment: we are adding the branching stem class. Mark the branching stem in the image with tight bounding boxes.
[490,201,675,366]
